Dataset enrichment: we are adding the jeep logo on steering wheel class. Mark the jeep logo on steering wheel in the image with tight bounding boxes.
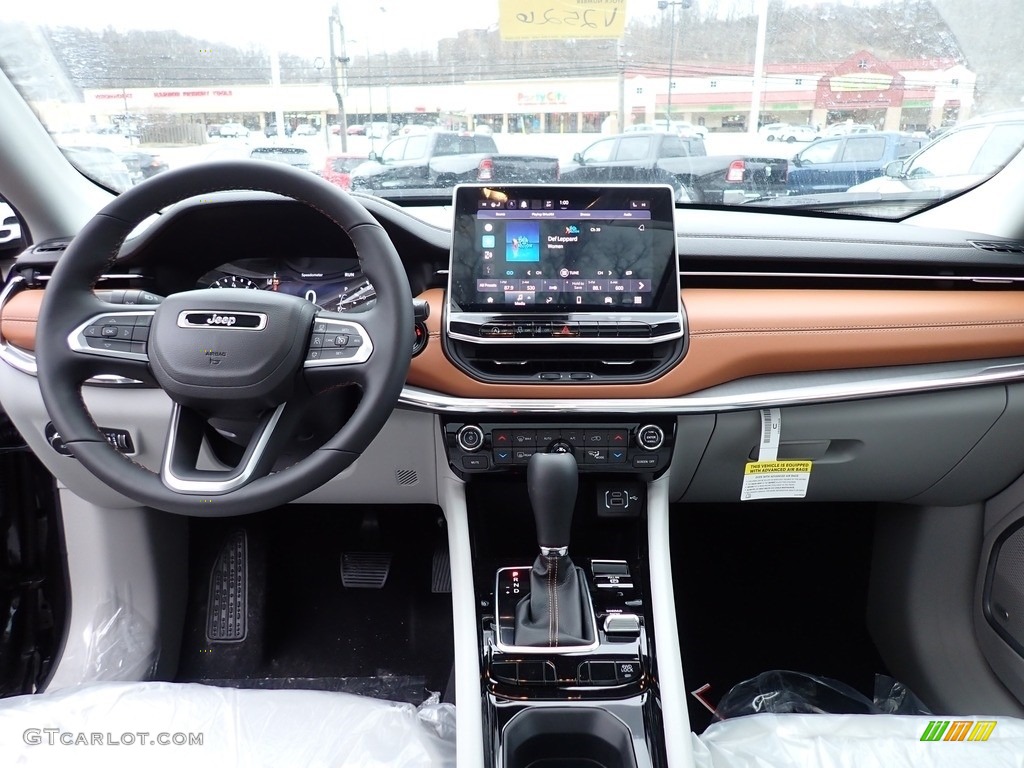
[177,310,268,330]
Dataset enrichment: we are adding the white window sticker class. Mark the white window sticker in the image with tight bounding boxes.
[758,408,781,462]
[741,461,813,500]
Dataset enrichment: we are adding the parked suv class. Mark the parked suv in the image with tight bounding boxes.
[786,131,925,195]
[848,111,1024,196]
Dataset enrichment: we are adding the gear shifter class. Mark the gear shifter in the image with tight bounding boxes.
[528,450,578,554]
[513,452,596,648]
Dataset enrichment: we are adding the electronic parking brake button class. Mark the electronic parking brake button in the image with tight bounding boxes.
[587,661,618,684]
[491,662,518,684]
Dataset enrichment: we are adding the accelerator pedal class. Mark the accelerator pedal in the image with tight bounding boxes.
[206,530,248,642]
[341,552,392,589]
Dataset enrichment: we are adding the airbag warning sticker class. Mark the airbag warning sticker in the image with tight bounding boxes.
[741,461,812,500]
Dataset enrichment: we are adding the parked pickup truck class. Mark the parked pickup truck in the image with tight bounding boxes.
[558,132,788,204]
[349,130,559,192]
[785,131,925,195]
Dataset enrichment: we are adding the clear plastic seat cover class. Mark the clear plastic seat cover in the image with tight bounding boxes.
[0,681,456,767]
[692,712,1024,768]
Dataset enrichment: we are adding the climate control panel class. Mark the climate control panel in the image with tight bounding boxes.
[442,420,674,475]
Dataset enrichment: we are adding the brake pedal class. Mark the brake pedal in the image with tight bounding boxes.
[341,552,392,589]
[206,530,248,642]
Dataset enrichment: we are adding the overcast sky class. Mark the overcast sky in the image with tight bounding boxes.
[7,0,873,56]
[7,0,500,55]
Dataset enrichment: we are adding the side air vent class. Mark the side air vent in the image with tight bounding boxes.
[446,338,685,383]
[970,240,1024,254]
[29,238,71,254]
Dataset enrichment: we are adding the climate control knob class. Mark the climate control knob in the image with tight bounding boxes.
[636,425,664,452]
[456,424,485,453]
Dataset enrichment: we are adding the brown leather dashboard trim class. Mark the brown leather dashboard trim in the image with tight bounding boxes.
[407,287,1024,398]
[0,289,43,351]
[7,286,1024,397]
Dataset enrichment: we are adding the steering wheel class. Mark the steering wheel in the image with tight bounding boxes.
[35,161,413,516]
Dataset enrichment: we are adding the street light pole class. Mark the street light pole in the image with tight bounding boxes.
[659,0,693,130]
[329,4,349,152]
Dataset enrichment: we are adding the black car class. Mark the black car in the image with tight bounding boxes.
[265,122,294,138]
[118,150,169,182]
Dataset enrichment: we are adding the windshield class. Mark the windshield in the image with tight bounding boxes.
[1,0,1020,218]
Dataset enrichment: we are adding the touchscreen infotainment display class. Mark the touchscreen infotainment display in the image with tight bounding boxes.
[448,185,678,314]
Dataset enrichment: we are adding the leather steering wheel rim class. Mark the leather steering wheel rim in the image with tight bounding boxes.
[35,160,413,516]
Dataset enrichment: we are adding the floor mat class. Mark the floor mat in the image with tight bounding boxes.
[671,502,888,732]
[176,505,454,704]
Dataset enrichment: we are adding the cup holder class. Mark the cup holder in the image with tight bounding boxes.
[502,707,639,768]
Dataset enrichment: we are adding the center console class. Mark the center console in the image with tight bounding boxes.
[445,184,682,767]
[470,455,664,768]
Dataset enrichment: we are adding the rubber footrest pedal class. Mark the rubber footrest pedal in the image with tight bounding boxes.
[206,530,247,642]
[431,545,452,593]
[341,552,392,589]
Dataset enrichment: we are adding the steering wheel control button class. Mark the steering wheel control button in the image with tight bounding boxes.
[302,318,372,368]
[637,425,665,451]
[456,425,484,452]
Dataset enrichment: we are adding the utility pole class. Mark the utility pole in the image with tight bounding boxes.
[617,40,626,133]
[329,5,349,152]
[748,0,769,135]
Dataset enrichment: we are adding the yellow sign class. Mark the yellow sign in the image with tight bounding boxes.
[498,0,628,40]
[830,73,894,93]
[744,461,813,474]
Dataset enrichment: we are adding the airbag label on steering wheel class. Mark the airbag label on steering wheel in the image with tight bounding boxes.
[741,409,812,500]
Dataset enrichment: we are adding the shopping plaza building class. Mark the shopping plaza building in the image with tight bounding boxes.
[75,50,975,138]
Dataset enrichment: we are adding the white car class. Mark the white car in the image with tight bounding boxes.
[848,111,1024,195]
[0,199,21,246]
[776,124,819,143]
[823,122,877,137]
[217,122,250,138]
[627,121,707,138]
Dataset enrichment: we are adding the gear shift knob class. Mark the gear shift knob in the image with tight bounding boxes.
[527,452,578,553]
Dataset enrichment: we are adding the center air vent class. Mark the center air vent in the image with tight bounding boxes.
[445,337,685,384]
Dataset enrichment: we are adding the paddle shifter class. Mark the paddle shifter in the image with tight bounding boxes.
[513,452,596,648]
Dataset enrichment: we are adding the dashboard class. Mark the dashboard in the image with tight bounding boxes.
[5,186,1024,506]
